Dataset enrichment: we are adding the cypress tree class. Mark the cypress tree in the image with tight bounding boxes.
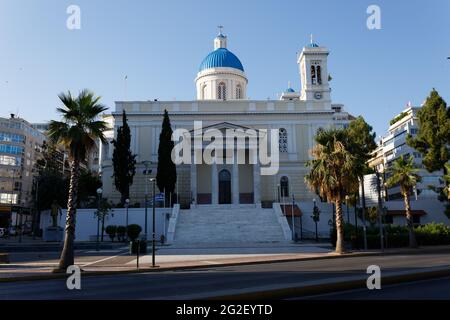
[112,110,137,205]
[156,110,177,204]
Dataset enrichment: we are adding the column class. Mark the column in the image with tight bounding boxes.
[232,151,239,205]
[211,159,218,204]
[190,155,197,206]
[253,162,261,208]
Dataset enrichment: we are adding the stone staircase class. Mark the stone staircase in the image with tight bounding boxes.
[173,205,289,244]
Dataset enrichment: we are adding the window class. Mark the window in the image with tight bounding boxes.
[202,85,207,99]
[0,132,25,143]
[217,82,226,100]
[0,155,21,166]
[236,84,242,99]
[280,176,289,197]
[316,66,322,85]
[0,144,24,155]
[311,66,316,85]
[0,193,18,204]
[279,128,288,153]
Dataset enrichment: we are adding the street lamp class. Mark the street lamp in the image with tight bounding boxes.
[143,162,152,241]
[96,188,102,251]
[125,198,130,241]
[149,178,157,268]
[312,198,319,242]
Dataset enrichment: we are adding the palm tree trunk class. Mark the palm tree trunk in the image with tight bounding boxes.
[335,198,346,254]
[57,159,80,271]
[403,191,417,248]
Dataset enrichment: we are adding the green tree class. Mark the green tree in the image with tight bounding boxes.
[77,169,102,208]
[94,198,113,242]
[112,110,137,205]
[48,89,108,271]
[407,89,450,174]
[305,128,359,253]
[385,155,421,248]
[346,116,378,228]
[156,110,177,205]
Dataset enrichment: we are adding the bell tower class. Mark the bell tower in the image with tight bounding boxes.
[298,36,331,101]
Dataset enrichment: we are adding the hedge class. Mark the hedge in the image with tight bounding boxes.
[330,222,450,249]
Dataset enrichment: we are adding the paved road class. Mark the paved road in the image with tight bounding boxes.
[299,276,450,300]
[1,253,450,300]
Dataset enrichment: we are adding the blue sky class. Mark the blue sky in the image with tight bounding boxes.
[0,0,449,138]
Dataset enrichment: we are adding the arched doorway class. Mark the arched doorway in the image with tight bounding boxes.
[219,169,231,204]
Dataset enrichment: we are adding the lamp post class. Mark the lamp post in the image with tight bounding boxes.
[149,178,157,268]
[125,198,130,241]
[312,198,319,242]
[96,188,102,251]
[143,162,152,241]
[277,184,281,203]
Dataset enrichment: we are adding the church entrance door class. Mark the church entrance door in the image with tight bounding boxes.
[218,169,232,204]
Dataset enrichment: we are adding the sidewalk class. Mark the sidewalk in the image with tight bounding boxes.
[2,244,450,283]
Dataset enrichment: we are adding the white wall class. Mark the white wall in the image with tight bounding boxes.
[385,199,449,225]
[40,208,173,242]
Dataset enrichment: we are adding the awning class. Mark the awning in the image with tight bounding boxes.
[280,204,302,217]
[386,210,427,217]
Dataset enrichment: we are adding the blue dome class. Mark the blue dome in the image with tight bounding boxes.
[199,48,244,72]
[309,43,319,48]
[285,88,295,93]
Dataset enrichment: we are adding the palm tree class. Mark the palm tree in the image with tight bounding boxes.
[385,155,421,248]
[305,128,359,254]
[48,90,108,271]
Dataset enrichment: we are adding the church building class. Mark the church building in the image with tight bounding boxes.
[100,31,352,210]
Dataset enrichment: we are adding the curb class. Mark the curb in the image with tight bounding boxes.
[2,246,450,283]
[0,251,382,283]
[205,266,450,300]
[0,253,9,264]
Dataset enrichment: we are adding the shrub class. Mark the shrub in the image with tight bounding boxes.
[416,223,450,246]
[116,226,126,242]
[105,225,117,242]
[331,222,450,249]
[127,224,142,242]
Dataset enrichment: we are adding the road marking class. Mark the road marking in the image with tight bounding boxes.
[84,250,122,254]
[81,250,129,267]
[201,261,221,265]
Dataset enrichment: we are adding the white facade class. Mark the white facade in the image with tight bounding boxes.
[374,106,442,201]
[100,33,351,209]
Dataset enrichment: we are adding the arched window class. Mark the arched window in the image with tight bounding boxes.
[217,82,226,100]
[280,176,289,197]
[279,128,288,153]
[316,66,322,85]
[236,84,242,99]
[311,66,317,85]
